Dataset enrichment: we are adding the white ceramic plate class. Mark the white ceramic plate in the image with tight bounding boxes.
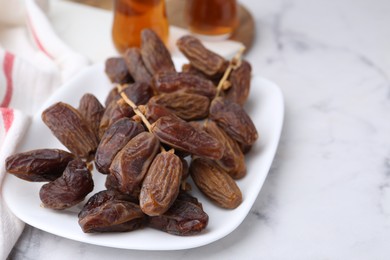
[2,62,284,250]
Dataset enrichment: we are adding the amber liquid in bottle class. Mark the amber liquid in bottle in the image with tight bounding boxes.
[112,0,169,53]
[186,0,238,38]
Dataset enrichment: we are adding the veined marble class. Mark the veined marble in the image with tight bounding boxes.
[9,0,390,259]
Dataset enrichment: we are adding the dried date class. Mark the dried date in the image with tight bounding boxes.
[79,190,145,233]
[203,121,246,179]
[182,63,222,85]
[79,190,138,220]
[224,60,252,106]
[95,118,145,174]
[190,158,242,209]
[125,82,154,105]
[142,102,179,124]
[39,159,94,210]
[150,116,223,160]
[105,57,134,84]
[109,132,160,196]
[177,35,227,76]
[78,93,105,141]
[140,151,182,216]
[99,99,134,138]
[123,48,152,84]
[147,195,208,236]
[42,102,99,160]
[152,72,216,99]
[141,29,176,74]
[209,97,258,145]
[149,92,210,120]
[6,149,75,182]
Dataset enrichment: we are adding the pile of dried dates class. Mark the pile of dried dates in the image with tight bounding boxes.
[5,29,257,236]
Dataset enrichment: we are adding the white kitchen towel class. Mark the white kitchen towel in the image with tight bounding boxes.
[0,108,30,259]
[0,0,89,258]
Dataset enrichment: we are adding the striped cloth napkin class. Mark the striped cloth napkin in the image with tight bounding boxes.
[0,0,89,258]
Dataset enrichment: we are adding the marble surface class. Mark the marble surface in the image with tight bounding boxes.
[8,0,390,259]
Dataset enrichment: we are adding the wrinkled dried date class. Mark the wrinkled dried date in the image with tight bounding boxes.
[42,102,99,160]
[224,60,252,106]
[142,102,179,124]
[152,72,216,99]
[79,190,145,233]
[151,116,223,160]
[95,118,145,174]
[6,149,75,182]
[182,63,223,85]
[190,158,242,209]
[147,194,209,236]
[140,151,182,216]
[203,121,246,179]
[105,57,134,84]
[149,92,210,120]
[109,132,160,196]
[99,99,134,138]
[39,159,94,210]
[141,29,176,74]
[209,97,258,145]
[123,48,152,84]
[79,190,138,219]
[177,35,227,76]
[78,93,105,141]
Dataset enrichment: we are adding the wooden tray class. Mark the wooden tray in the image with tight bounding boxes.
[67,0,255,50]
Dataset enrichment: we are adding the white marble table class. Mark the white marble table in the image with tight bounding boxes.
[9,0,390,259]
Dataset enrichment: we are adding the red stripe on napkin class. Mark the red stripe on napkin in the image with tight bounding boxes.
[27,14,54,59]
[0,108,14,133]
[1,52,14,108]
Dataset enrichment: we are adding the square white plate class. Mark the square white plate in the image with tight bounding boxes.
[2,62,284,250]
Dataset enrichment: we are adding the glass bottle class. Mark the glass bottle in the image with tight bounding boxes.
[186,0,238,39]
[112,0,169,53]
